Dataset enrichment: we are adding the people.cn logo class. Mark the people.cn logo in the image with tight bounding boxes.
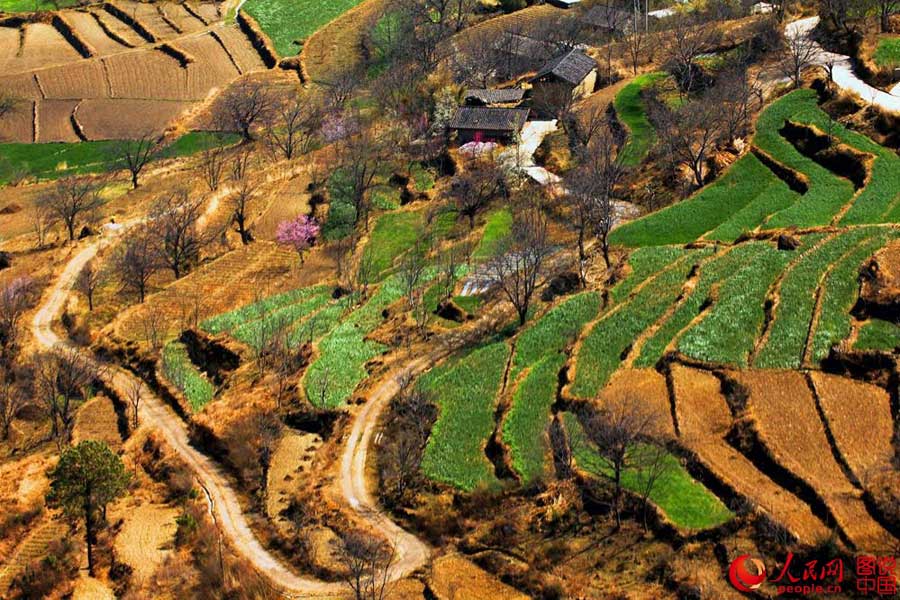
[729,554,768,593]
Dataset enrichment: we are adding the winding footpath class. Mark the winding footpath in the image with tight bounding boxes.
[31,232,430,598]
[787,16,900,113]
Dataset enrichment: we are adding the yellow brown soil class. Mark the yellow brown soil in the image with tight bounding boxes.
[111,502,178,582]
[72,395,123,451]
[808,372,894,482]
[671,364,830,545]
[429,554,530,600]
[266,430,322,529]
[598,368,674,438]
[72,576,116,600]
[736,370,897,552]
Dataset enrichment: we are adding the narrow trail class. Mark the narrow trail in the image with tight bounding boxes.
[30,231,433,598]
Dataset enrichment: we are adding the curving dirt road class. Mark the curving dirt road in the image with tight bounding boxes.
[31,232,431,598]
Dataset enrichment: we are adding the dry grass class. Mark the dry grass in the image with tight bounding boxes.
[671,364,831,545]
[808,372,894,484]
[301,0,389,83]
[596,367,674,438]
[72,395,123,450]
[110,501,179,583]
[736,370,896,552]
[429,554,531,600]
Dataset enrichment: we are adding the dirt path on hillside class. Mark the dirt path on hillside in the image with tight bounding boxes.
[30,230,435,597]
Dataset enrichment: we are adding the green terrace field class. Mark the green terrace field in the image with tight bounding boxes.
[0,132,237,185]
[856,318,900,351]
[242,0,364,57]
[562,413,733,530]
[0,0,76,11]
[162,342,216,412]
[614,72,668,167]
[610,90,900,248]
[874,37,900,68]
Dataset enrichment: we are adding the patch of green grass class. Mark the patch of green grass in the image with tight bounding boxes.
[365,10,405,77]
[811,231,897,361]
[511,292,601,377]
[856,318,900,351]
[503,353,565,485]
[755,90,856,229]
[678,243,790,366]
[874,37,900,68]
[242,0,364,57]
[362,210,424,276]
[230,289,337,349]
[420,342,509,491]
[610,154,790,247]
[571,253,704,397]
[563,413,732,530]
[200,284,332,335]
[705,176,800,243]
[162,342,216,411]
[452,294,481,315]
[473,208,512,260]
[754,229,873,368]
[0,0,75,11]
[371,186,401,210]
[635,242,775,367]
[410,162,436,192]
[323,169,358,241]
[610,246,688,303]
[303,270,437,408]
[614,72,668,167]
[0,132,236,186]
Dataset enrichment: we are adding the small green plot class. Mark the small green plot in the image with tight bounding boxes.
[162,342,216,412]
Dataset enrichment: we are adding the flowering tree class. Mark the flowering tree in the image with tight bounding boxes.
[276,216,320,265]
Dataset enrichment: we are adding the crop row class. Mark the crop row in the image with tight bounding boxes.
[634,242,773,367]
[420,342,509,492]
[755,90,856,229]
[201,284,332,335]
[677,242,791,366]
[570,252,705,398]
[162,342,215,411]
[562,413,733,530]
[608,154,790,247]
[810,230,899,361]
[229,288,338,348]
[609,246,688,303]
[753,229,873,368]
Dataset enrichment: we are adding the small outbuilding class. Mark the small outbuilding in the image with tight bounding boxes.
[530,49,598,106]
[448,106,530,144]
[463,88,527,107]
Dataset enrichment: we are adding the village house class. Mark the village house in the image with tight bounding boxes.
[448,106,530,144]
[530,48,598,108]
[463,88,526,107]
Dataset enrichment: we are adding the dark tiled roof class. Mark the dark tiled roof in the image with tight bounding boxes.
[583,5,635,31]
[493,32,554,60]
[448,107,530,131]
[464,88,526,105]
[533,49,597,85]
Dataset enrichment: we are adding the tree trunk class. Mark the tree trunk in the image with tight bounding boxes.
[613,466,622,529]
[601,235,611,270]
[131,171,139,189]
[578,228,587,287]
[84,495,95,576]
[87,293,93,312]
[67,221,75,242]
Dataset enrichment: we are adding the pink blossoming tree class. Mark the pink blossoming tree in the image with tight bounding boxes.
[276,215,320,265]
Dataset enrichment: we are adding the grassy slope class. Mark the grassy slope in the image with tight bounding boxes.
[0,132,236,185]
[243,0,364,57]
[473,208,512,261]
[563,413,732,530]
[614,72,667,167]
[874,37,900,68]
[362,210,424,276]
[420,342,510,491]
[856,318,900,350]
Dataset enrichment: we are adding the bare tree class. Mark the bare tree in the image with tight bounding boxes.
[331,530,396,600]
[708,66,763,143]
[33,348,99,449]
[649,94,725,188]
[664,15,721,94]
[41,177,103,242]
[451,158,506,230]
[574,394,666,528]
[150,190,212,279]
[378,388,436,506]
[214,79,275,141]
[200,143,227,191]
[337,126,384,230]
[75,259,105,312]
[124,378,142,431]
[30,201,57,249]
[355,251,377,300]
[265,92,320,160]
[112,132,160,189]
[0,278,32,360]
[0,365,25,441]
[485,207,553,326]
[780,28,819,89]
[624,18,655,75]
[876,0,898,32]
[632,443,672,531]
[229,178,255,245]
[115,225,160,302]
[254,412,282,509]
[229,146,255,183]
[566,127,626,273]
